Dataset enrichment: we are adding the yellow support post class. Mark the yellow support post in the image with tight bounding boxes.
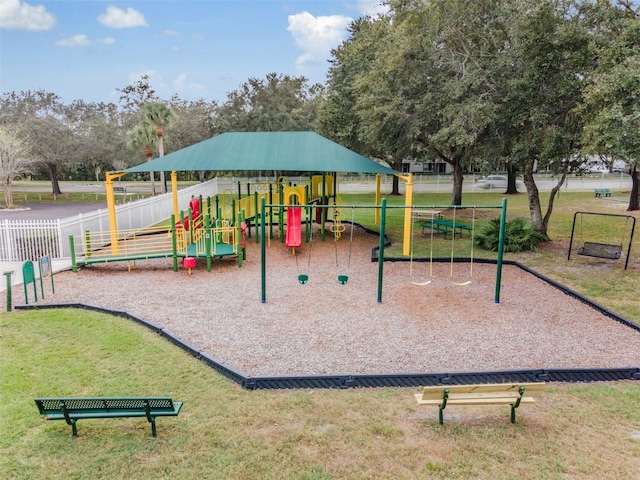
[395,173,413,256]
[171,171,179,222]
[375,174,382,225]
[105,171,128,255]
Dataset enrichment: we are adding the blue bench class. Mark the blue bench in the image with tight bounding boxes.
[594,189,611,197]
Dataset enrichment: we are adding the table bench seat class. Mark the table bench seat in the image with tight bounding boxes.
[594,188,611,197]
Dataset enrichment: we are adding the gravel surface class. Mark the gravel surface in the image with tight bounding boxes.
[16,225,640,377]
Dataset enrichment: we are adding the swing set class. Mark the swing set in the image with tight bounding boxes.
[292,203,355,286]
[409,206,478,286]
[568,211,636,270]
[259,197,508,304]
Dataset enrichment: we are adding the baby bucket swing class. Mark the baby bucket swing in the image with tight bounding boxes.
[449,206,476,286]
[334,206,355,285]
[296,205,314,284]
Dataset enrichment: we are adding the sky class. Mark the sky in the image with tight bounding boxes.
[0,0,388,105]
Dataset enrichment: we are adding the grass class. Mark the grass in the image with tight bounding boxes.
[2,309,640,480]
[2,187,640,479]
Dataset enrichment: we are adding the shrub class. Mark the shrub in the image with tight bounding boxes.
[475,217,547,252]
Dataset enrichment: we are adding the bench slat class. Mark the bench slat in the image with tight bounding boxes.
[417,383,545,400]
[415,394,537,406]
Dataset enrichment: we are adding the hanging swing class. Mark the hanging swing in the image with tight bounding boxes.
[449,207,476,286]
[296,205,313,284]
[577,213,623,259]
[568,211,636,269]
[335,206,355,285]
[409,208,433,286]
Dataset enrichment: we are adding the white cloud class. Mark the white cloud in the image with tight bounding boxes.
[0,0,56,31]
[55,34,116,47]
[55,34,90,47]
[357,0,389,17]
[161,29,180,37]
[173,73,204,94]
[287,12,352,67]
[98,5,147,29]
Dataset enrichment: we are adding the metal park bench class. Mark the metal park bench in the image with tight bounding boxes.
[594,189,611,197]
[418,218,472,238]
[414,383,546,424]
[35,397,183,437]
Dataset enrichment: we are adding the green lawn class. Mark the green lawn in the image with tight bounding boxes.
[2,309,640,480]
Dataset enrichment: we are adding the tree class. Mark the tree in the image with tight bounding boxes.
[141,103,175,193]
[0,90,82,195]
[0,127,36,208]
[127,125,157,195]
[214,73,321,133]
[167,97,218,181]
[580,1,640,210]
[320,16,404,194]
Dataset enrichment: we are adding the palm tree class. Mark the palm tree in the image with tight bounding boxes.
[127,125,157,195]
[141,103,175,193]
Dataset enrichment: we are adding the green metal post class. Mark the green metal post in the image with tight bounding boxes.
[254,192,259,242]
[321,173,327,242]
[377,198,386,303]
[260,197,267,303]
[495,197,507,303]
[4,271,12,312]
[69,235,77,272]
[232,199,237,226]
[237,212,244,268]
[84,230,92,258]
[205,213,212,272]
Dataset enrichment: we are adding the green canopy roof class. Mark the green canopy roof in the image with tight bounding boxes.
[124,131,399,175]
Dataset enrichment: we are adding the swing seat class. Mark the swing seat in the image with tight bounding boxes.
[298,274,309,284]
[338,275,349,285]
[577,242,622,260]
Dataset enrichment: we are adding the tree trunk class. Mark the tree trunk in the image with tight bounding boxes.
[2,183,14,208]
[451,161,463,205]
[540,169,567,239]
[391,175,400,195]
[158,136,166,194]
[628,165,639,211]
[506,163,519,194]
[524,169,546,235]
[47,163,62,195]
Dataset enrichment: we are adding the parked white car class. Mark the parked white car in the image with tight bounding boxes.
[475,175,525,190]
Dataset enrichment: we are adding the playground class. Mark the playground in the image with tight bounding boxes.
[14,220,640,378]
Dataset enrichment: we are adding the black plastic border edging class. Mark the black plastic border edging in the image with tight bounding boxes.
[16,287,640,390]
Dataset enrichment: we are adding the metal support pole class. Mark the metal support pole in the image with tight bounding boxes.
[4,271,13,312]
[495,197,507,304]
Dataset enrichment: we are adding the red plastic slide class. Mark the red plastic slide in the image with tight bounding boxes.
[285,207,302,248]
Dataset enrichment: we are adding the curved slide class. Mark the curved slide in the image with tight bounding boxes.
[285,207,302,248]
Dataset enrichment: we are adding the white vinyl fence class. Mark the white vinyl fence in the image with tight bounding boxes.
[1,179,220,262]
